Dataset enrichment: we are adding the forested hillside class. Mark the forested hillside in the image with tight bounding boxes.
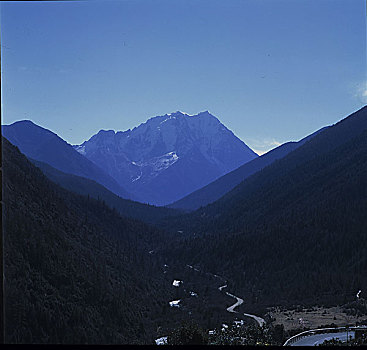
[31,158,180,224]
[159,108,367,310]
[169,127,327,211]
[2,137,175,344]
[160,106,367,235]
[3,105,367,343]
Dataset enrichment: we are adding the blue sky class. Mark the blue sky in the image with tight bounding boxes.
[1,0,366,154]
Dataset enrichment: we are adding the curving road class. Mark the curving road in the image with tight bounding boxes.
[218,284,228,291]
[186,264,265,327]
[290,331,355,346]
[225,291,243,313]
[218,282,265,327]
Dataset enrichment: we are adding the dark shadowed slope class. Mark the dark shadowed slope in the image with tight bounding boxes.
[160,106,367,234]
[2,120,135,200]
[3,137,174,344]
[169,127,328,211]
[160,108,367,309]
[31,158,181,224]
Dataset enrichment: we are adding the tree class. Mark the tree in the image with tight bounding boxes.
[167,321,208,345]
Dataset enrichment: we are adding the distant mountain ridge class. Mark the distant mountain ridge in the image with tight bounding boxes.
[2,120,135,200]
[31,158,181,224]
[169,126,328,211]
[75,111,258,206]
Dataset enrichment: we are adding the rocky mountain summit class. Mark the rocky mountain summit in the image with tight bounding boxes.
[75,111,258,205]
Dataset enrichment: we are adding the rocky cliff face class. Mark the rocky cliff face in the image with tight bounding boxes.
[75,111,258,205]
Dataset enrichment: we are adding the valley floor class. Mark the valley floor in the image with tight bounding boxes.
[268,306,365,331]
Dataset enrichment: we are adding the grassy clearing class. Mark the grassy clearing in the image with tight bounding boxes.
[267,306,365,331]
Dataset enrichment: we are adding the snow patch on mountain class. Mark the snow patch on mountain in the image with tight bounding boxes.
[74,145,86,155]
[127,151,179,183]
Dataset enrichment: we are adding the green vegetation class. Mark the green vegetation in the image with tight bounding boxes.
[169,127,326,211]
[320,332,367,346]
[3,106,367,344]
[159,107,367,309]
[3,137,174,344]
[167,321,286,345]
[31,158,181,225]
[167,321,208,345]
